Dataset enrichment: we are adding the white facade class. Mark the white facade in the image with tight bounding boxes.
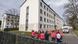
[0,19,1,29]
[55,14,64,29]
[0,13,19,31]
[19,0,55,32]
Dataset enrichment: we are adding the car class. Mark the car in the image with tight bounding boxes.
[62,28,69,33]
[62,26,70,33]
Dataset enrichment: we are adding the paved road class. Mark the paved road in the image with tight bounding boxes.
[63,32,78,44]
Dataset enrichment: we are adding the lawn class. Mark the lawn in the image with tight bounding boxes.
[9,31,32,37]
[74,30,78,36]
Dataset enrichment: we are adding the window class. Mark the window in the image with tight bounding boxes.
[40,9,43,14]
[7,15,10,18]
[26,13,29,15]
[0,21,1,25]
[44,11,46,16]
[11,23,13,25]
[26,26,28,29]
[11,20,13,22]
[26,19,28,22]
[47,25,48,28]
[49,20,50,23]
[49,9,50,12]
[50,20,51,23]
[26,6,29,15]
[40,16,42,21]
[7,23,9,25]
[44,24,46,28]
[44,5,46,9]
[51,16,52,18]
[47,19,48,22]
[47,13,48,17]
[44,18,46,22]
[40,24,42,28]
[47,8,48,11]
[6,26,8,28]
[7,19,9,21]
[26,6,29,30]
[40,2,42,7]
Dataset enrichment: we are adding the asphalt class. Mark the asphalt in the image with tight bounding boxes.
[63,32,78,44]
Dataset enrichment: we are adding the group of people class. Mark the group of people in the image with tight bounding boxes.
[31,29,64,44]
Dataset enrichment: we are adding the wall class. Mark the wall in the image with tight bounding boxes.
[19,0,40,32]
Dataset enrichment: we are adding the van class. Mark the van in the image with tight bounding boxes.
[62,26,70,33]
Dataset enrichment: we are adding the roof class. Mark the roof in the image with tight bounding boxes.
[5,13,19,17]
[41,0,63,20]
[42,0,56,14]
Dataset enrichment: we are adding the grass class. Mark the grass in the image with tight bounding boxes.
[0,29,32,37]
[74,30,78,36]
[9,31,31,37]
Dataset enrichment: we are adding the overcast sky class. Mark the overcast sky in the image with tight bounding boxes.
[44,0,69,18]
[0,0,69,18]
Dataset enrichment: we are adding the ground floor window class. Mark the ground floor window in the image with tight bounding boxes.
[39,24,42,28]
[0,21,1,27]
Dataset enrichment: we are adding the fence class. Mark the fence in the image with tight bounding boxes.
[0,31,54,44]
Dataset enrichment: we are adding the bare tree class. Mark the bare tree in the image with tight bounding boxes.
[5,8,18,15]
[64,0,78,29]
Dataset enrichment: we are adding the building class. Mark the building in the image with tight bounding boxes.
[19,0,58,32]
[0,20,1,29]
[0,13,19,31]
[55,14,64,29]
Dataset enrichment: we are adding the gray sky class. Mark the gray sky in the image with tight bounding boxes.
[0,0,69,18]
[44,0,69,18]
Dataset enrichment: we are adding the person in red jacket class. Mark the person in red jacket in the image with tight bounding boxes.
[31,30,36,38]
[51,30,56,42]
[37,30,41,39]
[39,31,45,40]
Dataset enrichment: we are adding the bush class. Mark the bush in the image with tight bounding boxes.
[74,30,78,36]
[9,31,32,37]
[4,28,19,31]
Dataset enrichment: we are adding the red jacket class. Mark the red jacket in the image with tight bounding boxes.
[32,32,36,37]
[51,32,56,38]
[39,33,45,40]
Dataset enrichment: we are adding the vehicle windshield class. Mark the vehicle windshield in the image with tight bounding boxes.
[63,28,68,30]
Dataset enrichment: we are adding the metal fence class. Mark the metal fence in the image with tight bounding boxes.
[0,32,54,44]
[0,32,16,44]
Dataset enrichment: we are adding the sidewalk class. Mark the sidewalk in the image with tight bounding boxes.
[63,32,78,44]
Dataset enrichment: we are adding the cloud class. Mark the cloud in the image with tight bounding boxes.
[0,0,69,18]
[0,0,24,10]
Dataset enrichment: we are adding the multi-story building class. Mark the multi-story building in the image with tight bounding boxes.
[19,0,56,32]
[1,13,19,31]
[55,14,64,29]
[0,20,1,29]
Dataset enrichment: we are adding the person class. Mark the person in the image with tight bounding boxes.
[45,31,50,41]
[35,31,39,39]
[56,30,62,44]
[37,30,41,39]
[51,30,56,42]
[39,31,45,40]
[31,30,36,38]
[60,30,64,42]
